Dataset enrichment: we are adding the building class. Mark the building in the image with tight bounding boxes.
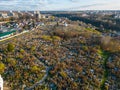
[34,11,41,19]
[0,14,2,18]
[43,14,52,19]
[1,12,8,18]
[0,75,3,90]
[7,12,13,17]
[12,12,19,18]
[114,15,120,19]
[81,13,89,17]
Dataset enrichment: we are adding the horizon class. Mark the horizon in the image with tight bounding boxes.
[0,10,120,12]
[0,0,120,11]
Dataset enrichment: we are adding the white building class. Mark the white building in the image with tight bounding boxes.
[1,13,8,18]
[12,12,19,18]
[114,15,120,19]
[34,11,41,19]
[81,13,89,17]
[0,75,3,90]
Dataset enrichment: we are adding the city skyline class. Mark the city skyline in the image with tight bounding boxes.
[0,0,120,11]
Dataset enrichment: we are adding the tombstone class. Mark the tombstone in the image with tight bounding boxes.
[0,75,3,90]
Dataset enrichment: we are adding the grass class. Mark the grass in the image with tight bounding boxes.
[99,50,110,90]
[86,28,101,35]
[41,35,61,41]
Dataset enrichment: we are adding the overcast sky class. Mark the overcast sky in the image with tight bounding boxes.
[0,0,120,11]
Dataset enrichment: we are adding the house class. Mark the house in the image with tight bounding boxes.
[12,12,19,18]
[44,14,51,19]
[81,13,89,17]
[42,15,46,19]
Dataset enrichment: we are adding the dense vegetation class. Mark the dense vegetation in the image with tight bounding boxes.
[0,20,120,90]
[54,13,120,32]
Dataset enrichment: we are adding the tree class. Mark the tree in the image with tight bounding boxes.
[7,43,15,52]
[0,55,2,61]
[31,66,40,73]
[0,62,5,74]
[6,58,17,66]
[101,36,120,52]
[30,46,36,52]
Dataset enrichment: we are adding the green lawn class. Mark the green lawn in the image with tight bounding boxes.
[99,50,110,90]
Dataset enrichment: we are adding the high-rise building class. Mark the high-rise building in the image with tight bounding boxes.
[34,11,41,19]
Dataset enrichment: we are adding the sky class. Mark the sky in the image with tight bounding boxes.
[0,0,120,11]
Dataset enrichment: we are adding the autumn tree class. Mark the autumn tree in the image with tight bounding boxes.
[0,62,5,74]
[7,43,15,52]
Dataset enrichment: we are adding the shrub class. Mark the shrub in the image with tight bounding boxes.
[41,35,52,41]
[0,62,5,74]
[31,66,40,73]
[6,58,17,66]
[60,71,67,78]
[82,45,88,51]
[101,36,120,53]
[52,36,61,41]
[53,30,80,39]
[7,43,15,52]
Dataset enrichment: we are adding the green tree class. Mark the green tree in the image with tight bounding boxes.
[31,66,40,73]
[6,58,17,66]
[0,62,5,74]
[30,46,36,52]
[7,43,15,52]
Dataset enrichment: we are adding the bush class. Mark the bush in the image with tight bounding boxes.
[41,35,52,41]
[101,36,120,53]
[60,71,67,78]
[82,45,88,51]
[6,58,17,66]
[7,43,15,52]
[0,62,5,74]
[53,30,80,39]
[31,66,40,73]
[20,49,25,54]
[52,36,61,41]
